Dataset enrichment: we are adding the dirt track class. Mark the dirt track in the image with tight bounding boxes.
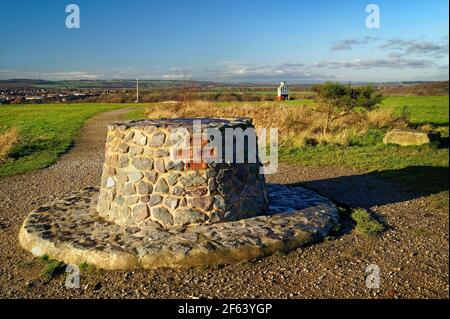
[0,108,448,299]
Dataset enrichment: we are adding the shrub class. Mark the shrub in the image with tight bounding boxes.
[312,82,383,135]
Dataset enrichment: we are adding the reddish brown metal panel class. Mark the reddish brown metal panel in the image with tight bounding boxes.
[179,137,217,170]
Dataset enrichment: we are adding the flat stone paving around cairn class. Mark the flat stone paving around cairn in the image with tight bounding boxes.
[19,117,339,270]
[19,185,338,269]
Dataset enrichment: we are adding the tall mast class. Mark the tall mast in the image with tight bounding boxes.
[136,77,139,103]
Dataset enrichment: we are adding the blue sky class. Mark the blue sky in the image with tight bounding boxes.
[0,0,448,82]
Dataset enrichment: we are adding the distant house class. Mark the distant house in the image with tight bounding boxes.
[276,81,289,101]
[25,96,44,104]
[9,97,25,104]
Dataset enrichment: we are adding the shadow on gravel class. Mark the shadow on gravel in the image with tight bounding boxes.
[289,166,449,208]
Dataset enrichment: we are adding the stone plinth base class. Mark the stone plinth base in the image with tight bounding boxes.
[19,185,338,270]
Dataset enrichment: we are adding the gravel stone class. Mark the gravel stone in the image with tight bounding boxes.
[163,196,179,210]
[136,181,152,195]
[154,158,165,173]
[132,132,147,146]
[179,174,206,188]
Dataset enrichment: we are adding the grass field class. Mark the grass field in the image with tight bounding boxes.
[381,96,449,126]
[0,103,140,176]
[125,96,449,126]
[280,143,448,194]
[282,96,449,194]
[1,96,448,196]
[127,96,448,195]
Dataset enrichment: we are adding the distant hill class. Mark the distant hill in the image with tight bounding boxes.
[379,81,449,96]
[0,79,448,96]
[0,79,217,90]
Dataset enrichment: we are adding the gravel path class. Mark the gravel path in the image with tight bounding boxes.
[0,108,448,299]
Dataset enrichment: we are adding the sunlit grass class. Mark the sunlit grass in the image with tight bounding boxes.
[0,103,135,175]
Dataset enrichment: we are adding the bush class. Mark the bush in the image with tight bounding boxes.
[312,82,383,135]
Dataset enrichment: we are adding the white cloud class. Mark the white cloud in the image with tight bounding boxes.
[41,71,101,80]
[380,37,449,57]
[209,61,322,81]
[331,36,379,51]
[312,57,434,70]
[331,35,449,58]
[0,69,102,80]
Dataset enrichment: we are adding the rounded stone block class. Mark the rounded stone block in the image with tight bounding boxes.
[97,118,269,228]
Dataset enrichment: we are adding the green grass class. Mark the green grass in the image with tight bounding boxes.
[350,208,384,236]
[279,95,449,194]
[280,142,448,194]
[124,105,148,120]
[39,254,50,262]
[280,142,448,172]
[39,255,64,280]
[218,96,449,127]
[381,96,449,126]
[126,96,449,194]
[0,103,137,176]
[78,261,97,273]
[1,96,448,197]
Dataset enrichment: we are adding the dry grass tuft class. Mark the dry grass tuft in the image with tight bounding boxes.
[144,101,406,146]
[0,127,19,164]
[366,107,408,129]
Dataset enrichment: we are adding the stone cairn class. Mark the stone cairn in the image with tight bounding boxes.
[18,117,339,270]
[97,118,269,228]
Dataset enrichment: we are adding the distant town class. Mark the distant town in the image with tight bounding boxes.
[0,88,117,104]
[0,79,448,105]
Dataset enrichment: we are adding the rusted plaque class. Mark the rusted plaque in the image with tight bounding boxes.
[177,137,216,170]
